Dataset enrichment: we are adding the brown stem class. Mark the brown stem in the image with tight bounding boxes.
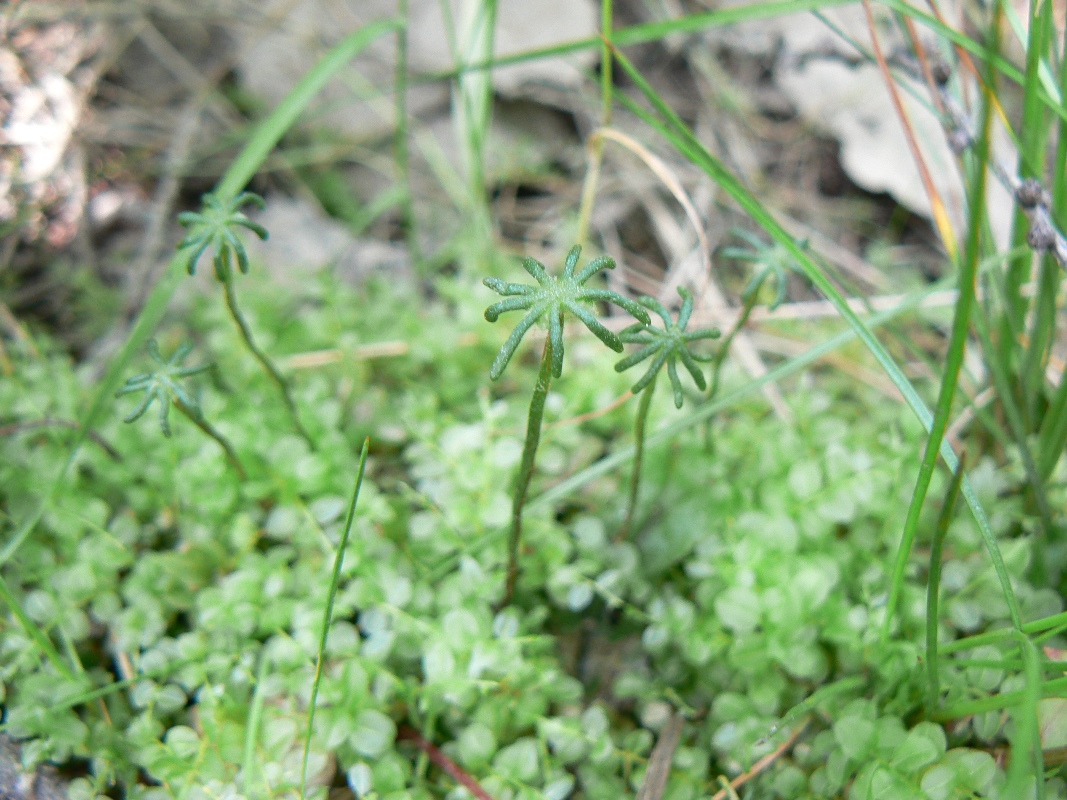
[173,400,248,479]
[397,725,495,800]
[0,418,121,461]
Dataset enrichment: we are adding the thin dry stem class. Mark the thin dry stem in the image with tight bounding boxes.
[710,720,809,800]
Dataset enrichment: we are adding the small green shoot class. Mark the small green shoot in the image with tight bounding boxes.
[178,192,269,281]
[484,244,650,605]
[301,438,370,800]
[614,287,718,537]
[710,231,805,398]
[178,190,314,449]
[116,339,247,478]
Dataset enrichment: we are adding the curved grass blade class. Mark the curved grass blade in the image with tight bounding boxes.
[301,438,370,799]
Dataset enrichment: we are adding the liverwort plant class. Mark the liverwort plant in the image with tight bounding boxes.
[708,231,804,399]
[116,339,247,479]
[178,191,315,449]
[483,244,650,606]
[614,287,718,537]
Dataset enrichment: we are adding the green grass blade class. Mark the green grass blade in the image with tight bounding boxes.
[926,457,965,709]
[609,44,1022,629]
[424,0,855,81]
[0,20,399,568]
[885,28,993,637]
[940,610,1067,656]
[1018,0,1057,418]
[1036,17,1067,478]
[243,651,271,799]
[935,674,1067,720]
[1006,631,1046,800]
[300,438,370,799]
[0,572,74,680]
[215,19,402,202]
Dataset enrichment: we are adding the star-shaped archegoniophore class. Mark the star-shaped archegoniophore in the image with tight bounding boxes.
[116,340,211,437]
[719,229,805,311]
[177,191,269,281]
[614,287,720,408]
[483,244,651,379]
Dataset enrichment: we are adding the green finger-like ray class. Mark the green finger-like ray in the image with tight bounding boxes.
[489,301,550,379]
[615,343,659,372]
[548,307,565,377]
[639,295,673,328]
[574,255,616,284]
[122,391,156,424]
[157,394,172,437]
[677,288,694,329]
[483,278,537,296]
[485,295,537,320]
[678,347,707,390]
[666,358,684,408]
[522,256,550,285]
[631,348,671,395]
[562,244,582,279]
[565,301,622,352]
[577,289,651,325]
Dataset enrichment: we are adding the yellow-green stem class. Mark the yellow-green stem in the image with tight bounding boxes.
[221,272,314,449]
[500,337,554,608]
[174,399,248,479]
[576,0,615,247]
[620,378,655,540]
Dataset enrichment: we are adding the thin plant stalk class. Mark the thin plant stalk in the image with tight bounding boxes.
[454,0,496,241]
[172,397,247,480]
[576,0,615,247]
[221,272,314,449]
[301,438,370,799]
[707,285,762,401]
[1035,16,1067,478]
[1006,631,1046,800]
[242,651,270,797]
[501,337,554,608]
[620,377,654,539]
[395,0,421,264]
[925,457,965,710]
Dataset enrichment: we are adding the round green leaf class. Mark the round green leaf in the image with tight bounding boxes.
[350,709,396,758]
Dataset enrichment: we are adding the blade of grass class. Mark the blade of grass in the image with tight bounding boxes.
[1018,0,1056,421]
[1036,16,1067,479]
[926,456,965,709]
[243,650,271,799]
[972,271,1055,581]
[940,609,1067,655]
[608,43,1022,630]
[576,0,616,246]
[300,438,370,800]
[883,6,997,637]
[935,674,1067,720]
[0,572,74,681]
[424,0,1057,125]
[1006,631,1046,800]
[0,19,400,569]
